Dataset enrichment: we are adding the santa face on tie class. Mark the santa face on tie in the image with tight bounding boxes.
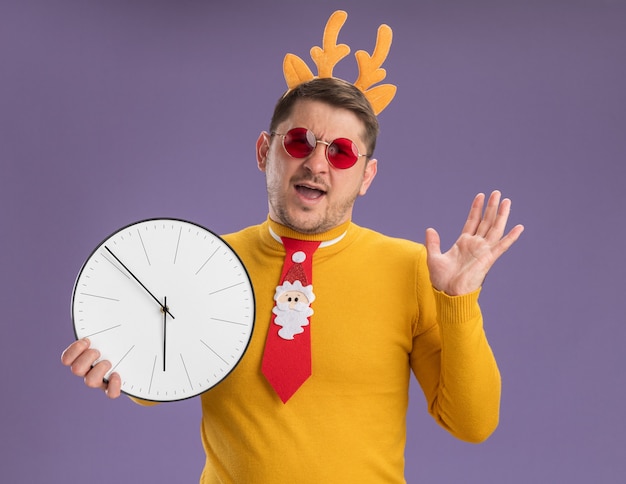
[272,280,315,340]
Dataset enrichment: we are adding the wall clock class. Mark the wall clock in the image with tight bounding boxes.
[71,218,255,402]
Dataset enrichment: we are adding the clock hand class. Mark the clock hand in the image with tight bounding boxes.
[104,246,175,319]
[163,296,168,372]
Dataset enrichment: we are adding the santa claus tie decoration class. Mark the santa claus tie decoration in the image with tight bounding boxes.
[262,237,321,403]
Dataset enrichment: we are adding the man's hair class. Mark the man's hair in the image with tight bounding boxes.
[269,77,380,157]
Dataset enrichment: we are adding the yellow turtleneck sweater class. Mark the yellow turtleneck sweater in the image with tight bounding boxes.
[194,218,501,483]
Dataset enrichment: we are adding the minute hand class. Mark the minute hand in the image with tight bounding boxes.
[105,246,175,319]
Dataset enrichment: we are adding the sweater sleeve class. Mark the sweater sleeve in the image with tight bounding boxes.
[409,249,501,443]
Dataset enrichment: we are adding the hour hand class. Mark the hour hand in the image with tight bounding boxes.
[163,296,168,372]
[104,246,175,319]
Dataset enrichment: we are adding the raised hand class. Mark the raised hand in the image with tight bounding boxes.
[424,190,524,296]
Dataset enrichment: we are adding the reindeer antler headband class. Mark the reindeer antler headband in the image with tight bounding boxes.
[282,10,397,115]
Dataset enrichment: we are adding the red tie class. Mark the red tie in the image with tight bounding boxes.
[262,237,321,403]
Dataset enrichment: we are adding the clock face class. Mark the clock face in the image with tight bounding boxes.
[71,218,255,402]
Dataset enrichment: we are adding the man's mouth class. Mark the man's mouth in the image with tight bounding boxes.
[295,184,326,200]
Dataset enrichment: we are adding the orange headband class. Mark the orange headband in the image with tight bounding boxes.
[282,10,397,115]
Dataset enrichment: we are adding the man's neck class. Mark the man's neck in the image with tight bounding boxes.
[267,217,351,246]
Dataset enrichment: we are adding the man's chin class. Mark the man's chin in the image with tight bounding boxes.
[280,210,327,234]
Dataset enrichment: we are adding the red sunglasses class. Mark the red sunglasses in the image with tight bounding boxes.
[271,127,369,169]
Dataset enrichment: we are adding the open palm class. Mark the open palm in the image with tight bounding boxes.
[425,191,524,296]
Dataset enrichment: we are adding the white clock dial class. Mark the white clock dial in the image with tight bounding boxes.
[71,218,255,402]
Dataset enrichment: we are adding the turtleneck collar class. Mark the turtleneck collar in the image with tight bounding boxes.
[266,216,351,248]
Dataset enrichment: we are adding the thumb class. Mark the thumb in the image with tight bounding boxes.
[424,228,442,258]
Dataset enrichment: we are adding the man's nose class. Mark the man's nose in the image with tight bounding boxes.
[302,142,329,174]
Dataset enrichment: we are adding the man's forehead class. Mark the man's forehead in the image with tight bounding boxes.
[279,99,368,140]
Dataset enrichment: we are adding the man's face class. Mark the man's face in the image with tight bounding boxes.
[256,100,377,234]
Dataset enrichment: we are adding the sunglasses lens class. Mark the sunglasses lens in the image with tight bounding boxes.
[281,128,361,169]
[283,128,316,158]
[327,138,359,169]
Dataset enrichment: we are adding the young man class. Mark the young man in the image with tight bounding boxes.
[62,77,523,483]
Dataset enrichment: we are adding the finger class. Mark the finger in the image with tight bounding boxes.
[105,373,122,399]
[60,338,91,367]
[84,360,112,389]
[460,193,486,235]
[69,347,102,378]
[492,223,525,258]
[484,196,512,243]
[476,190,501,237]
[424,227,442,257]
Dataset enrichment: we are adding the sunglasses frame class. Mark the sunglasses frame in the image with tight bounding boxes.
[271,127,370,169]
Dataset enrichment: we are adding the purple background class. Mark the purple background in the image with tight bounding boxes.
[2,1,625,482]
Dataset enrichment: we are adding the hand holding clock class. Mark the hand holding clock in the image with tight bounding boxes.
[62,297,171,399]
[61,338,122,399]
[62,241,172,400]
[62,243,176,398]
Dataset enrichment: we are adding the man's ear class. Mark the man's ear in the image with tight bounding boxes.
[358,158,378,196]
[256,132,271,172]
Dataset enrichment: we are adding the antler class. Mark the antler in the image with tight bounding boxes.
[354,24,397,115]
[282,10,397,115]
[283,10,350,89]
[309,10,350,78]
